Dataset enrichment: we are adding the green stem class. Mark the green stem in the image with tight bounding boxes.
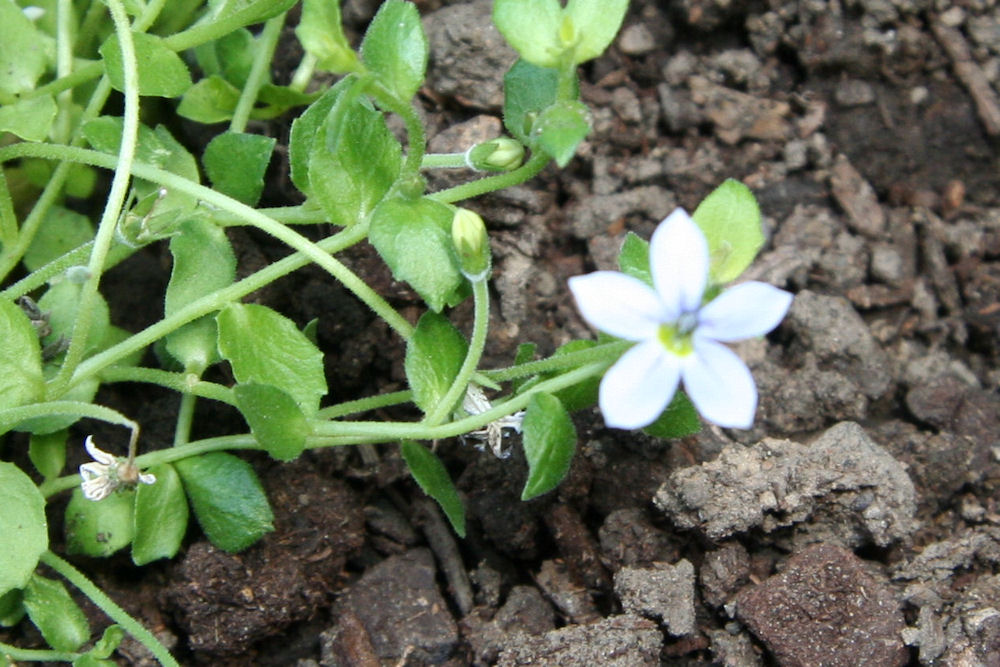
[42,362,607,499]
[173,391,198,447]
[40,551,180,667]
[50,0,141,398]
[289,52,318,93]
[0,642,79,662]
[0,400,137,437]
[230,13,285,134]
[369,83,427,178]
[76,0,109,53]
[421,152,469,170]
[430,152,549,204]
[98,366,236,406]
[54,0,75,145]
[316,390,413,420]
[0,238,136,301]
[423,279,490,426]
[482,340,630,382]
[313,361,606,443]
[0,167,16,247]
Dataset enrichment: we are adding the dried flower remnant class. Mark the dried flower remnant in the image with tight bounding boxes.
[461,384,525,459]
[79,436,156,501]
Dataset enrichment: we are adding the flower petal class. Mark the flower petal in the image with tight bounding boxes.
[650,208,709,316]
[697,282,793,342]
[569,271,665,341]
[599,340,681,429]
[84,435,115,465]
[682,339,758,428]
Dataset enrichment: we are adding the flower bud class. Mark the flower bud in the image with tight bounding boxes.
[465,137,525,172]
[451,208,491,281]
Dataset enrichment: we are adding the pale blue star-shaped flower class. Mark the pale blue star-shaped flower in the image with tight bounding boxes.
[568,208,793,430]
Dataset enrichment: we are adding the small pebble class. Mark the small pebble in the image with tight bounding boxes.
[618,23,657,55]
[834,79,876,107]
[939,6,966,27]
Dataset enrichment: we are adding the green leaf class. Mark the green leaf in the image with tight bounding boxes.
[520,393,576,500]
[617,231,653,286]
[309,88,402,225]
[22,205,95,272]
[642,391,701,440]
[0,95,57,141]
[534,99,590,167]
[85,624,125,660]
[202,132,275,206]
[217,303,327,416]
[288,79,349,195]
[65,487,135,558]
[400,441,465,537]
[175,452,274,553]
[23,574,90,652]
[297,0,361,74]
[38,279,110,358]
[176,75,241,124]
[0,588,24,627]
[83,118,199,240]
[493,0,563,69]
[29,430,67,479]
[691,179,764,284]
[565,0,628,64]
[368,196,464,312]
[165,218,236,372]
[0,463,47,596]
[405,312,468,415]
[234,383,309,462]
[548,341,599,412]
[194,28,255,87]
[502,59,562,144]
[361,0,427,102]
[100,32,192,98]
[0,299,44,413]
[223,0,299,25]
[0,0,50,96]
[132,464,188,565]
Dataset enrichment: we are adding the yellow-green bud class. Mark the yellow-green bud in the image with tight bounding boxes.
[558,14,579,50]
[451,208,491,281]
[465,137,525,172]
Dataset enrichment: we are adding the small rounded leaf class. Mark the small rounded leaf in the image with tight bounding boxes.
[691,179,765,284]
[521,393,576,500]
[175,452,274,553]
[0,463,48,596]
[65,487,136,558]
[132,463,189,565]
[401,441,465,537]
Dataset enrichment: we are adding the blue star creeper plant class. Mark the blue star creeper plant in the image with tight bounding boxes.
[0,0,792,663]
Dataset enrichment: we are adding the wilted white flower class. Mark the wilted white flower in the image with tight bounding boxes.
[461,384,525,459]
[79,436,156,501]
[568,208,793,430]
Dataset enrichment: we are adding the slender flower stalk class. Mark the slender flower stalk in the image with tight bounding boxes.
[569,208,793,430]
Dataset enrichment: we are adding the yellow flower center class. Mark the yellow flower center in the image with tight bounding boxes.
[658,312,698,356]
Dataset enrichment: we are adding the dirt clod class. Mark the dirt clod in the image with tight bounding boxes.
[735,543,909,667]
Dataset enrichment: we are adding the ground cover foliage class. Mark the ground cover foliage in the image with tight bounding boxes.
[2,0,1000,664]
